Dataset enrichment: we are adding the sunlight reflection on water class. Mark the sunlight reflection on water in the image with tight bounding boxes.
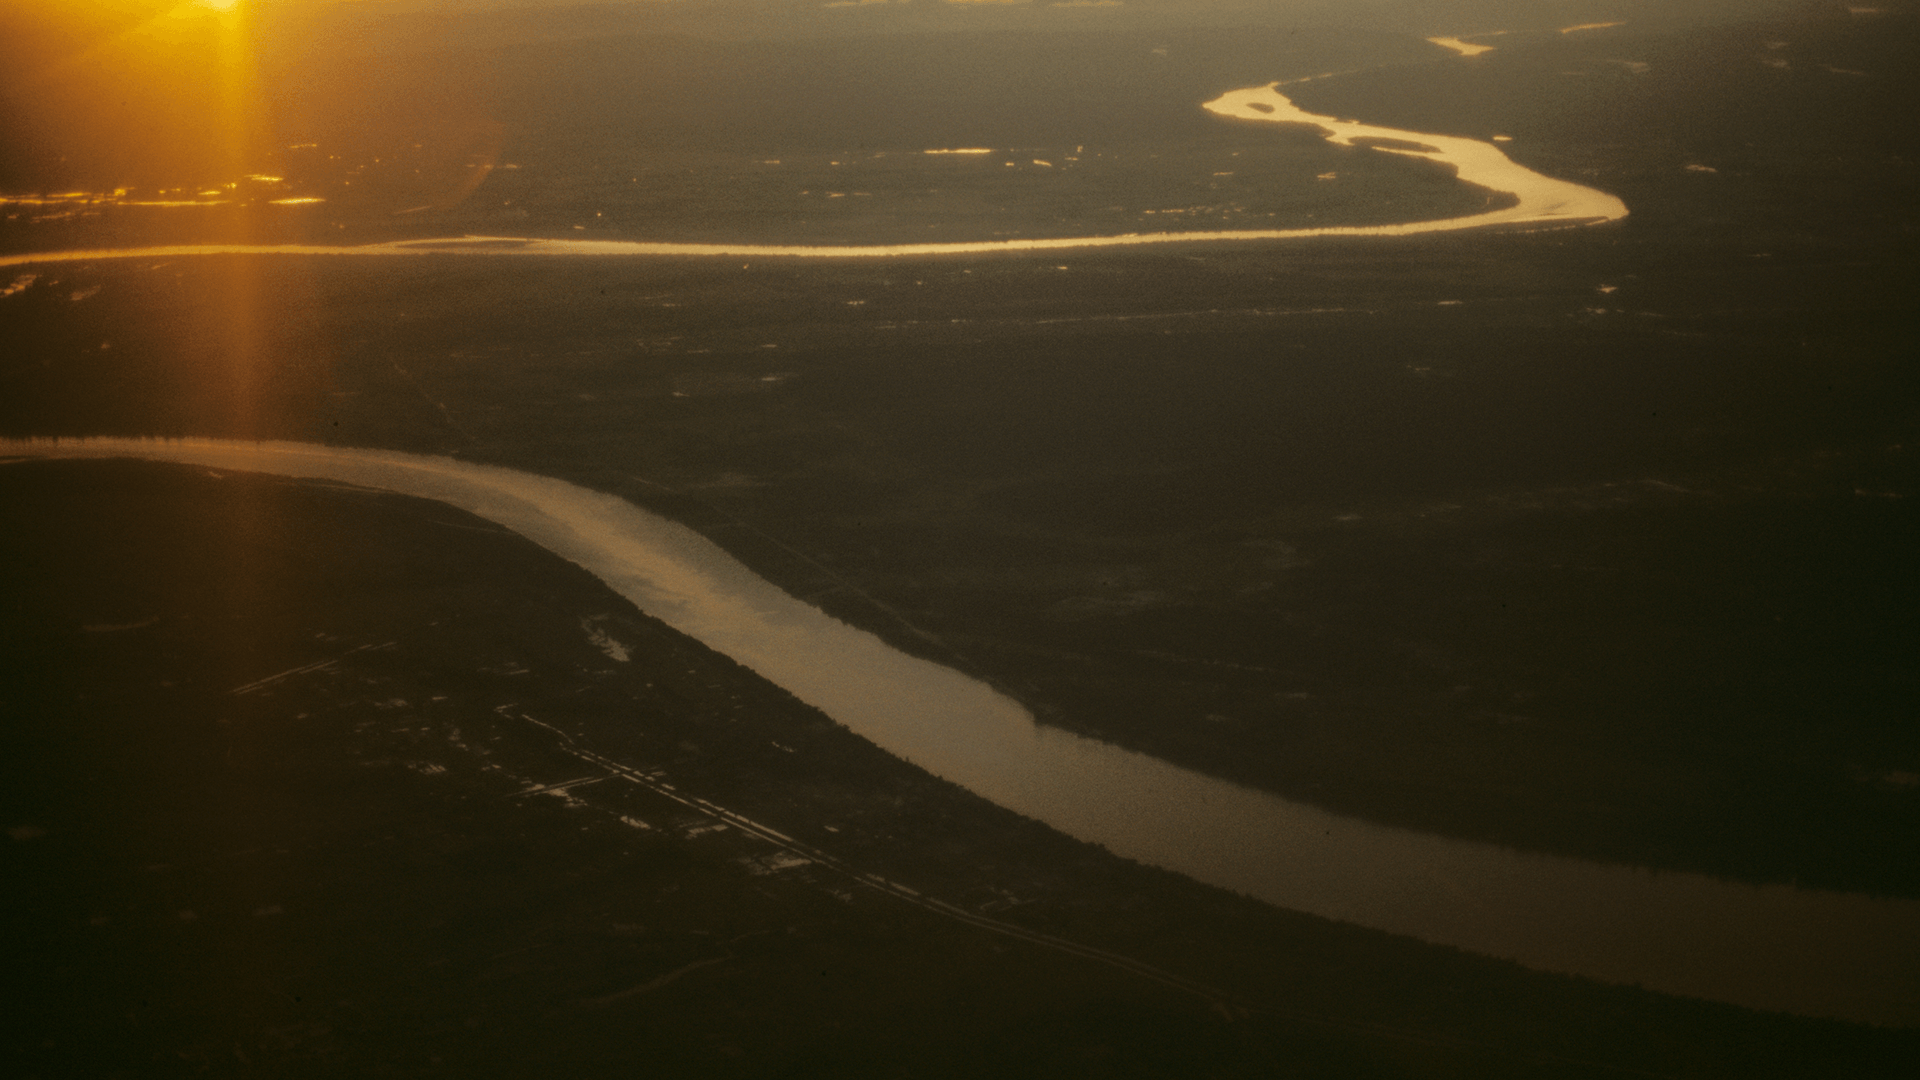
[1427,36,1495,58]
[1,86,1621,267]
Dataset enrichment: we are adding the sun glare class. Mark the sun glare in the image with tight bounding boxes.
[195,0,241,10]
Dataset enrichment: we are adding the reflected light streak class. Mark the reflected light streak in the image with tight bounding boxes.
[3,87,1624,269]
[1427,36,1495,58]
[0,177,315,210]
[206,6,259,187]
[183,2,270,436]
[0,184,325,211]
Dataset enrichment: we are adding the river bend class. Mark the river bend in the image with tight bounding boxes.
[4,437,1913,1027]
[0,86,1623,271]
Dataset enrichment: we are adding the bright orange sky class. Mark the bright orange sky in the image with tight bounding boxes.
[0,2,265,186]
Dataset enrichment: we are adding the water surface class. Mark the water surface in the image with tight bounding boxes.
[0,87,1622,271]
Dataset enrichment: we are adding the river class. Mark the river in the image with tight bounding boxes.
[4,436,1913,1027]
[0,86,1623,271]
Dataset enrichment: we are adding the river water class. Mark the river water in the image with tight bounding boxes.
[0,86,1623,272]
[5,437,1914,1027]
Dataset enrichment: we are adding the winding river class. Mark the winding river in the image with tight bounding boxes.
[4,437,1915,1027]
[0,86,1622,271]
